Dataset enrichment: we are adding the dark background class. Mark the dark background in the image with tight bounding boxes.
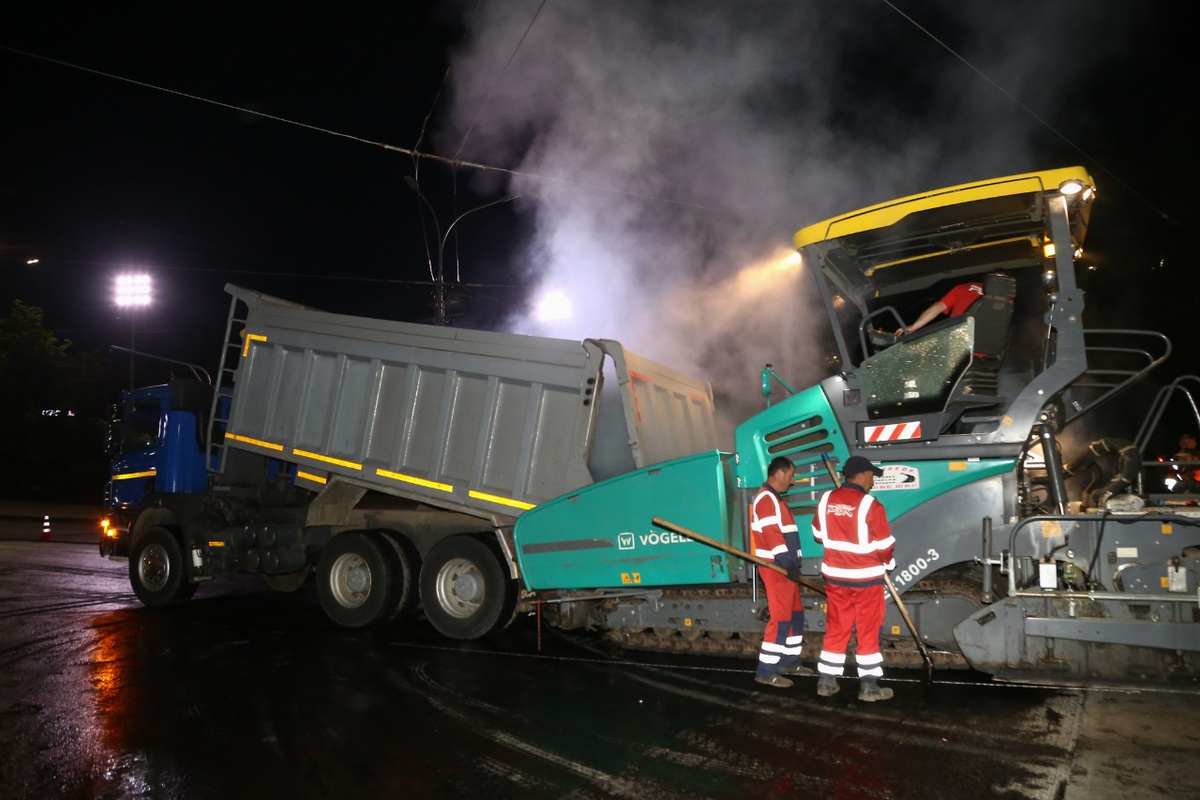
[1,1,1195,499]
[2,3,505,358]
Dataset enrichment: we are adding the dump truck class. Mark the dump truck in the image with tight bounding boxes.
[512,166,1200,683]
[101,285,719,638]
[103,166,1200,683]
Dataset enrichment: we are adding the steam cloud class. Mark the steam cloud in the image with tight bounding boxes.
[435,0,1140,428]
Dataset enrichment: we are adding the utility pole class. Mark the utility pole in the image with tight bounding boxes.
[405,176,517,325]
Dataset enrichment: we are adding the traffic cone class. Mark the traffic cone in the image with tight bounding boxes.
[41,515,52,541]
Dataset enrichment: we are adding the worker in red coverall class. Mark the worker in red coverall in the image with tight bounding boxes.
[750,456,807,688]
[812,456,896,702]
[893,280,983,336]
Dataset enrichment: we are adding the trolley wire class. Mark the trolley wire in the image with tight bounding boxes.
[879,0,1174,225]
[1,3,1175,227]
[0,44,732,218]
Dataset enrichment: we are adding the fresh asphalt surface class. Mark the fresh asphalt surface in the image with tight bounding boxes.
[1,502,1197,799]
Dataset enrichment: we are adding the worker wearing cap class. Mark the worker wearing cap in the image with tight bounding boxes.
[811,455,896,702]
[750,456,807,688]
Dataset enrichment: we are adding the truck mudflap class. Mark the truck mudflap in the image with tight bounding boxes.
[514,450,741,591]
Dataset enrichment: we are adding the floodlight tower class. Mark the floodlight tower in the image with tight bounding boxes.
[114,273,152,389]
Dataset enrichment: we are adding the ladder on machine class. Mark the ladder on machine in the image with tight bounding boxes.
[205,293,251,478]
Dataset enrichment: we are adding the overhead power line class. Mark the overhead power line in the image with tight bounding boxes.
[878,0,1173,224]
[0,44,733,218]
[450,0,549,162]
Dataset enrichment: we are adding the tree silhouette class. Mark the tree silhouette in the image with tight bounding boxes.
[0,300,113,502]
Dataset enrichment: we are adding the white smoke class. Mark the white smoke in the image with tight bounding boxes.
[434,0,1142,423]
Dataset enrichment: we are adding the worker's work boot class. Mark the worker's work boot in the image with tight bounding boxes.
[858,680,894,702]
[816,675,840,697]
[755,673,794,689]
[780,664,814,676]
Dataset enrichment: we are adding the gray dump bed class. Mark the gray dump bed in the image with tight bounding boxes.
[216,285,718,520]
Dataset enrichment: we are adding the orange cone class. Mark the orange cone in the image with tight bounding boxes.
[41,515,52,541]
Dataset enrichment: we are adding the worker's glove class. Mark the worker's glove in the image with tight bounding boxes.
[786,566,802,583]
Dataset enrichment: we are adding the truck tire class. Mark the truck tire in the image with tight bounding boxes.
[376,530,420,620]
[129,526,195,607]
[419,535,517,640]
[316,531,400,628]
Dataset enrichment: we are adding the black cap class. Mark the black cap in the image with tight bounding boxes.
[842,456,883,477]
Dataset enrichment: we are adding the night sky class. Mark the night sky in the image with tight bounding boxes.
[3,3,491,370]
[2,1,1196,440]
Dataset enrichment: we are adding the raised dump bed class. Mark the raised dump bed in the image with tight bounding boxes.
[216,285,719,521]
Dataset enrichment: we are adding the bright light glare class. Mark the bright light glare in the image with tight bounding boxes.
[115,274,152,306]
[1058,179,1085,196]
[732,247,803,296]
[534,289,572,322]
[766,249,802,271]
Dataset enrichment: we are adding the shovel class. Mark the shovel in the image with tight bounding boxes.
[650,516,826,595]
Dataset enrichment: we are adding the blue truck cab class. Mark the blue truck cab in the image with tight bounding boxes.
[100,379,213,557]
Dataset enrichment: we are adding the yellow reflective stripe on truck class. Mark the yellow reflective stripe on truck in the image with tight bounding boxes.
[376,468,453,493]
[241,332,267,358]
[112,469,157,481]
[227,438,530,505]
[292,449,362,470]
[468,490,535,511]
[225,433,285,451]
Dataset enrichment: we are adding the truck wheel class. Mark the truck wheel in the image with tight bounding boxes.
[316,531,400,628]
[129,527,193,607]
[376,531,420,620]
[419,536,517,640]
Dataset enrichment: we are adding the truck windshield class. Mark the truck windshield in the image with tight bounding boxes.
[122,397,162,454]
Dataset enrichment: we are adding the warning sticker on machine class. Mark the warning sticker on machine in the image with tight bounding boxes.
[873,464,920,491]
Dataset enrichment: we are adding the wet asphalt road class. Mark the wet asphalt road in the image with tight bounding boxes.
[2,515,1199,800]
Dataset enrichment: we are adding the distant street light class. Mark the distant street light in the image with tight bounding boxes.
[115,273,152,388]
